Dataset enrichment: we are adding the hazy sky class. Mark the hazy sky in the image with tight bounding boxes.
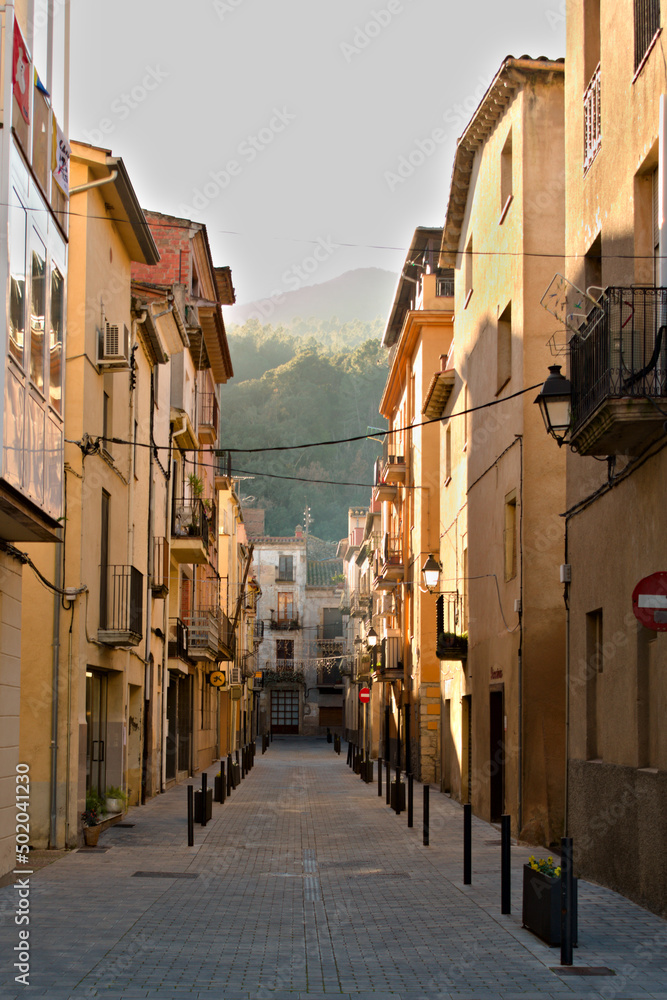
[70,0,565,308]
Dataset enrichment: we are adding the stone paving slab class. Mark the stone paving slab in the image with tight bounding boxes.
[0,737,666,999]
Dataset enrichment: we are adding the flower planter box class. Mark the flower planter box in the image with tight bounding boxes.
[522,865,578,946]
[436,633,468,660]
[83,825,101,847]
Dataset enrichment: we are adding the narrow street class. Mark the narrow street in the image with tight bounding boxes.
[1,738,665,1000]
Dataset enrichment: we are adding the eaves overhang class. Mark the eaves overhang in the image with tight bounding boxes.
[383,227,443,349]
[379,310,454,418]
[422,369,456,420]
[439,55,565,268]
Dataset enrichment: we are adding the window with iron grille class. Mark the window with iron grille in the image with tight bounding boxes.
[634,0,660,72]
[583,64,601,172]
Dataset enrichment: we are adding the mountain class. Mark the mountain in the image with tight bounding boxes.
[227,267,397,327]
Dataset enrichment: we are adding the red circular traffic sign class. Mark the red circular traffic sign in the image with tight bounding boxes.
[359,686,371,703]
[632,571,667,631]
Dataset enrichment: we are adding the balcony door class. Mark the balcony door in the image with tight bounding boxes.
[86,670,108,795]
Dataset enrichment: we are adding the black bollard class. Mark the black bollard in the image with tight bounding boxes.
[227,753,233,796]
[408,774,414,828]
[560,837,574,967]
[385,761,390,805]
[501,814,511,914]
[346,742,352,766]
[463,803,472,884]
[423,784,430,846]
[394,768,402,815]
[378,756,383,796]
[187,784,194,847]
[236,748,242,779]
[220,761,226,804]
[201,772,208,827]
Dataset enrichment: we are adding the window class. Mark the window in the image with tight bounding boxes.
[278,554,294,581]
[100,491,110,628]
[634,0,660,73]
[444,424,452,484]
[276,638,294,669]
[278,592,294,622]
[30,236,47,392]
[500,131,513,220]
[585,610,603,760]
[464,236,473,307]
[584,233,602,295]
[102,375,114,457]
[583,0,601,172]
[49,267,64,412]
[503,492,517,582]
[497,302,512,393]
[652,166,659,283]
[8,195,27,368]
[133,420,138,479]
[463,384,469,451]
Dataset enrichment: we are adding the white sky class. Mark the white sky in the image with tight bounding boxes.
[70,0,566,306]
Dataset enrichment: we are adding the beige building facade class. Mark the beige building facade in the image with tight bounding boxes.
[558,0,667,914]
[438,58,567,843]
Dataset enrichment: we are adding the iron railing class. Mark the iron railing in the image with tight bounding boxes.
[350,591,371,617]
[99,565,143,643]
[183,609,219,658]
[253,620,265,642]
[198,391,218,430]
[171,498,210,548]
[218,609,235,659]
[168,617,189,660]
[634,0,660,71]
[436,274,455,297]
[382,533,402,566]
[270,611,300,630]
[570,286,667,431]
[583,64,601,172]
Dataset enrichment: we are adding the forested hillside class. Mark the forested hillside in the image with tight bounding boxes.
[220,321,388,541]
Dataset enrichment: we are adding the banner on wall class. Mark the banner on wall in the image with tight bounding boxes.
[52,117,71,197]
[12,20,31,125]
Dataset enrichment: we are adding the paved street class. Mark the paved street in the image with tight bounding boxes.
[1,737,666,1000]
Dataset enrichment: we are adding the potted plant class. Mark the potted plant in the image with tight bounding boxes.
[82,792,103,847]
[522,855,578,946]
[436,631,468,660]
[105,785,128,815]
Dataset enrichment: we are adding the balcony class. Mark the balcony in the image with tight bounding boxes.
[197,392,219,445]
[168,617,190,661]
[350,591,371,617]
[339,586,351,614]
[150,536,169,598]
[583,64,601,173]
[569,287,667,456]
[379,634,403,680]
[218,609,235,661]
[183,609,220,661]
[171,498,210,564]
[317,662,343,688]
[316,637,345,657]
[270,611,300,630]
[98,565,143,647]
[373,533,404,590]
[377,593,394,618]
[253,620,265,643]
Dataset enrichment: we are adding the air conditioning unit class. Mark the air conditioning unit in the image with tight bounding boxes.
[98,322,130,366]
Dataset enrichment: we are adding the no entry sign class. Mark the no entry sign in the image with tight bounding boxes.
[359,686,371,704]
[632,572,667,631]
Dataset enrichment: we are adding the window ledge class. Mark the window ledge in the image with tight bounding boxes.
[633,28,662,83]
[464,288,473,309]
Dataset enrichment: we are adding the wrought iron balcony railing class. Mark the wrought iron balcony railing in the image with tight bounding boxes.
[183,609,220,660]
[570,286,667,445]
[218,609,235,660]
[198,392,219,431]
[253,620,264,642]
[168,617,190,661]
[99,565,143,646]
[317,663,343,687]
[635,0,660,72]
[151,536,169,597]
[270,611,300,630]
[171,498,210,548]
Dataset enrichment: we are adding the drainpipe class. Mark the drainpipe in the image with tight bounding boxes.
[48,528,63,848]
[69,170,118,197]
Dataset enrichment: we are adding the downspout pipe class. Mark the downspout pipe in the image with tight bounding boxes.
[69,170,118,196]
[48,527,63,848]
[659,96,667,291]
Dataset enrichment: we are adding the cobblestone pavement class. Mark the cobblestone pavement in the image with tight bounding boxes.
[1,737,666,1000]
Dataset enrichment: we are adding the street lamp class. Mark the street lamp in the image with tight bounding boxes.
[366,626,378,647]
[422,555,441,592]
[534,365,572,446]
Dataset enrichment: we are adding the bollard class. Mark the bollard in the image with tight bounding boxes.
[501,814,511,914]
[214,763,223,803]
[394,768,402,815]
[187,784,194,847]
[560,837,574,967]
[385,761,390,805]
[220,761,226,805]
[200,772,208,827]
[378,756,383,796]
[463,803,472,884]
[346,742,352,767]
[423,784,430,846]
[365,758,373,784]
[237,748,242,780]
[408,774,414,828]
[227,754,233,796]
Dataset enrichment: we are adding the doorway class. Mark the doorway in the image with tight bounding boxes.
[271,690,299,733]
[489,689,505,822]
[86,670,108,795]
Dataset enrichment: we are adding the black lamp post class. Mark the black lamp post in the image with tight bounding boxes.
[534,365,573,446]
